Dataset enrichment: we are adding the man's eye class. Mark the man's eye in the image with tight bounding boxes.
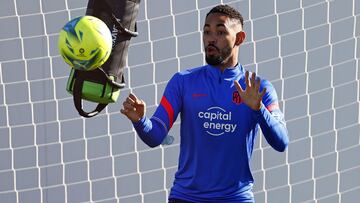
[218,31,225,35]
[204,31,210,35]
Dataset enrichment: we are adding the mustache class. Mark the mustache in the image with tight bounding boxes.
[205,44,220,52]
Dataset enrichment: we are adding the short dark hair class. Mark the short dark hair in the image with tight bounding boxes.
[206,4,244,28]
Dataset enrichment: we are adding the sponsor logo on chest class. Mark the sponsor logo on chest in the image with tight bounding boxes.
[198,106,237,136]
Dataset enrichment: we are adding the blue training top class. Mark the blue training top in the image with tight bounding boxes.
[133,64,289,203]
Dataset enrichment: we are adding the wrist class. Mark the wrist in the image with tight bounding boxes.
[131,116,142,123]
[252,102,263,111]
[132,116,146,125]
[131,112,145,123]
[252,103,266,119]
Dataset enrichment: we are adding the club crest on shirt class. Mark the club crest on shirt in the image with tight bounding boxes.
[232,91,242,105]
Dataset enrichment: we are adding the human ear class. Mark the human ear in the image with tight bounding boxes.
[235,31,246,45]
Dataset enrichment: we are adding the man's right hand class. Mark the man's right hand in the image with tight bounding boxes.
[120,93,146,122]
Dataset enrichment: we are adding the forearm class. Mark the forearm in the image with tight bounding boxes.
[132,116,168,148]
[254,105,289,152]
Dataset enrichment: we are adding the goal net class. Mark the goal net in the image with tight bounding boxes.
[0,0,359,202]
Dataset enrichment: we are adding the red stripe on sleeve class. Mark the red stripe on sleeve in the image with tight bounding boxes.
[266,103,279,112]
[160,96,174,129]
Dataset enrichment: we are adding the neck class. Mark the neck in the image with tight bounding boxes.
[220,50,239,72]
[219,57,238,72]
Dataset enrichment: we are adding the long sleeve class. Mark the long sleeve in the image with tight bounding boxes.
[253,106,289,152]
[132,116,168,148]
[132,73,183,148]
[255,79,289,152]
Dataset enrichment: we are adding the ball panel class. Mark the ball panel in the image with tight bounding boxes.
[58,16,112,71]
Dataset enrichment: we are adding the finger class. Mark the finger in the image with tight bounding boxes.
[126,97,135,105]
[255,77,261,93]
[120,108,128,115]
[125,97,136,106]
[129,93,140,104]
[245,71,250,88]
[123,102,136,111]
[234,80,245,94]
[130,93,144,105]
[259,87,266,98]
[250,72,256,87]
[138,99,145,106]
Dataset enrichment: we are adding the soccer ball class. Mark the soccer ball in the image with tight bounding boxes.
[58,16,112,71]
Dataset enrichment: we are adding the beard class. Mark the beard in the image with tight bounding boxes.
[205,45,232,66]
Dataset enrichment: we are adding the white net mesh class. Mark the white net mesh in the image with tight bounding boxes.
[0,0,359,202]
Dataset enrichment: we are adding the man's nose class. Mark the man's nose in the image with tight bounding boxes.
[207,34,217,44]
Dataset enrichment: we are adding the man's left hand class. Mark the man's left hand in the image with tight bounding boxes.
[234,71,266,111]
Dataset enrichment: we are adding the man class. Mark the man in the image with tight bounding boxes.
[121,4,289,203]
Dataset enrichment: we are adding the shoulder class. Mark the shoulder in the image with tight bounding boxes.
[169,65,207,82]
[167,65,206,87]
[259,77,280,108]
[255,74,277,97]
[260,78,275,90]
[177,65,207,77]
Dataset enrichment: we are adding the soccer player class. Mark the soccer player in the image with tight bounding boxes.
[121,4,289,203]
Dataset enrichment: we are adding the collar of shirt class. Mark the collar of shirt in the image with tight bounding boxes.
[206,63,245,82]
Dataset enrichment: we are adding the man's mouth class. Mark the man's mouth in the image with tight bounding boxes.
[206,45,219,54]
